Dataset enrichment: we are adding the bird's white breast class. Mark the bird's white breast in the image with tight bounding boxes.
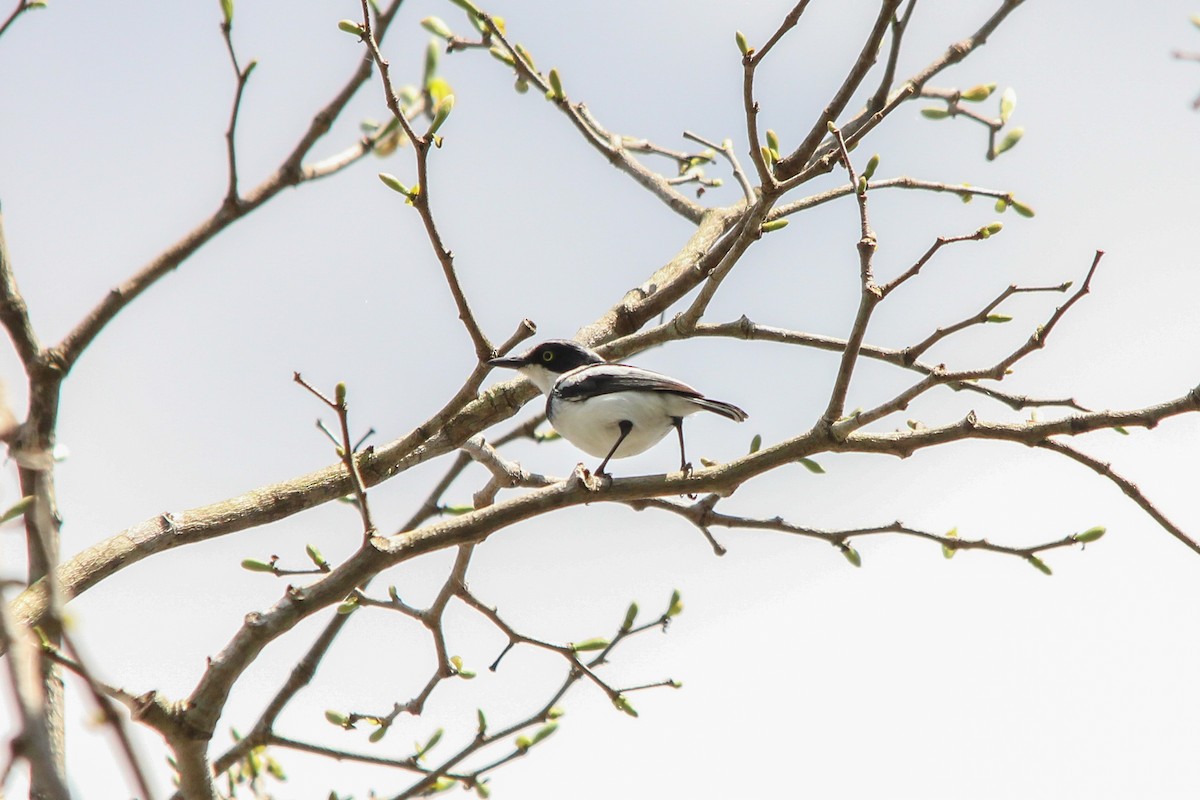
[548,391,691,459]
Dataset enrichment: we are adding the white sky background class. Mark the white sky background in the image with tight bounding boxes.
[1,0,1199,798]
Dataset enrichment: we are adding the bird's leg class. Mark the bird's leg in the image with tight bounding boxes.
[595,420,633,479]
[673,417,692,477]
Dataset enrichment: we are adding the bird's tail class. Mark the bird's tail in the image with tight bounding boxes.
[693,397,748,422]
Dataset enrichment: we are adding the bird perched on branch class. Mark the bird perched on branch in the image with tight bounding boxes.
[489,340,748,477]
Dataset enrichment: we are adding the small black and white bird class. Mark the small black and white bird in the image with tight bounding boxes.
[489,340,748,477]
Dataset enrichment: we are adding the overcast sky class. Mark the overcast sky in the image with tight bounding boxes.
[1,1,1199,798]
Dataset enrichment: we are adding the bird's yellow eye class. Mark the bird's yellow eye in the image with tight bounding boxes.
[542,351,554,362]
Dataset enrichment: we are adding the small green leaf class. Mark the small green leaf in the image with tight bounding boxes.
[368,726,387,743]
[428,94,455,135]
[449,0,481,15]
[489,46,515,67]
[760,219,788,233]
[571,637,610,652]
[421,16,453,39]
[999,87,1017,123]
[442,504,475,515]
[862,153,880,180]
[305,544,327,569]
[1075,526,1106,543]
[1114,426,1129,435]
[986,314,1013,323]
[622,602,638,630]
[530,722,558,745]
[514,43,536,71]
[920,107,951,120]
[995,126,1024,156]
[424,38,440,83]
[961,82,996,102]
[430,777,457,793]
[840,544,862,568]
[416,728,444,758]
[325,712,349,729]
[735,30,750,56]
[241,558,274,573]
[613,695,639,717]
[749,434,762,454]
[338,19,365,37]
[1027,555,1052,575]
[666,589,683,618]
[1011,200,1035,217]
[797,457,825,474]
[0,496,35,524]
[220,0,234,26]
[378,172,410,195]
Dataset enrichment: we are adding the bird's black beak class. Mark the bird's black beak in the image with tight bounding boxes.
[488,354,527,369]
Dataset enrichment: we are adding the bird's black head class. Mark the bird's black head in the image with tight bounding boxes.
[489,339,605,375]
[489,340,605,394]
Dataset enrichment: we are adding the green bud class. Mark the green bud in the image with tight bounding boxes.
[548,68,564,100]
[442,504,475,515]
[985,314,1013,323]
[1075,526,1106,543]
[220,0,234,26]
[622,602,639,630]
[862,153,880,180]
[241,558,274,573]
[477,709,488,735]
[336,595,359,615]
[760,219,788,233]
[840,544,862,568]
[1011,200,1035,217]
[335,382,347,404]
[325,710,350,727]
[489,46,516,67]
[388,585,401,602]
[531,722,558,745]
[999,87,1016,123]
[995,126,1024,156]
[735,30,750,56]
[338,19,365,38]
[766,129,780,153]
[421,16,453,39]
[1027,555,1052,575]
[428,94,455,135]
[514,77,529,94]
[760,145,775,166]
[547,706,566,719]
[857,175,868,195]
[265,758,285,780]
[369,726,387,743]
[942,527,958,560]
[305,543,327,569]
[424,38,440,82]
[378,172,410,195]
[448,0,481,15]
[515,735,532,751]
[476,781,491,798]
[666,589,684,618]
[980,221,1003,237]
[961,82,996,102]
[613,695,638,717]
[430,777,456,793]
[26,0,47,7]
[920,107,951,120]
[513,43,535,71]
[797,457,825,474]
[0,495,35,524]
[710,177,724,187]
[995,197,1008,213]
[571,637,610,652]
[749,434,762,454]
[1114,426,1129,435]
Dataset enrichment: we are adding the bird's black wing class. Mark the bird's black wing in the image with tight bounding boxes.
[554,364,702,401]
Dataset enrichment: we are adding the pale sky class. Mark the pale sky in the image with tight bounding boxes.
[1,1,1199,798]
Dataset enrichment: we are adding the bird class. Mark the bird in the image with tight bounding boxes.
[488,339,748,477]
